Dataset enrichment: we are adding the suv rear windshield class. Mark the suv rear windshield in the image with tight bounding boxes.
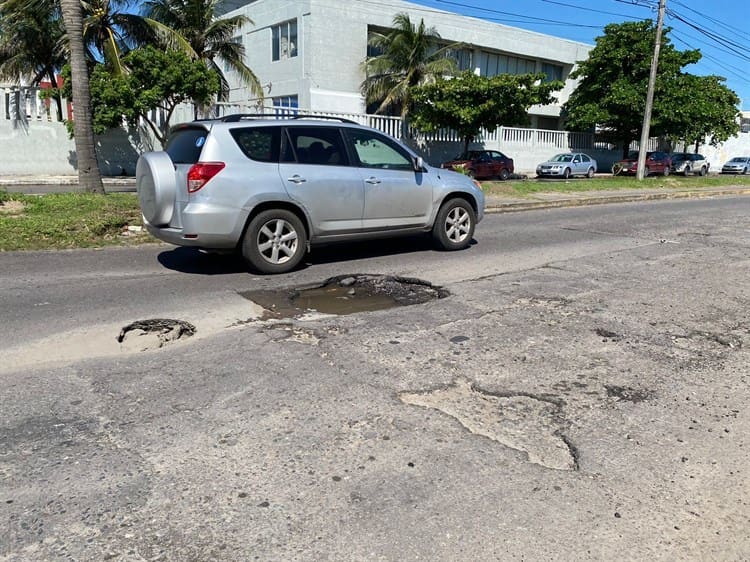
[166,127,208,164]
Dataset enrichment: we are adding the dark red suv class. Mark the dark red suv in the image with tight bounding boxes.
[613,151,672,176]
[442,150,514,180]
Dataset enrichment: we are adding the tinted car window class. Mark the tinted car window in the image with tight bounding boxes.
[165,127,208,164]
[231,126,281,162]
[347,129,413,170]
[283,126,349,166]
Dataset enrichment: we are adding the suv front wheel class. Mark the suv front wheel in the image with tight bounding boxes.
[432,198,476,251]
[242,209,307,274]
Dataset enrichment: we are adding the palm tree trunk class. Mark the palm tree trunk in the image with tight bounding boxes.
[59,0,104,194]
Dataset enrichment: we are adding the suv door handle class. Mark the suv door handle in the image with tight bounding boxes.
[364,177,381,185]
[287,175,306,184]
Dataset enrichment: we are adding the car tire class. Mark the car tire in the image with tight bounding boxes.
[699,166,707,176]
[136,152,177,226]
[663,166,670,177]
[744,167,748,175]
[499,168,510,181]
[586,167,595,178]
[683,166,690,176]
[563,167,571,179]
[242,209,307,274]
[644,166,650,176]
[432,198,475,251]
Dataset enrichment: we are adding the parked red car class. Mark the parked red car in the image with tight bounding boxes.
[442,150,514,180]
[613,151,672,176]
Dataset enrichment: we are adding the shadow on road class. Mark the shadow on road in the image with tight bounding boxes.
[156,235,476,275]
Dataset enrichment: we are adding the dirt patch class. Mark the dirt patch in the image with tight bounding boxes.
[0,200,25,216]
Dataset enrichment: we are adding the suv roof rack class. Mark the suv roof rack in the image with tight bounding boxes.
[217,113,359,125]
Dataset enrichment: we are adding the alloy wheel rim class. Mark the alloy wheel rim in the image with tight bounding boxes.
[445,208,470,243]
[257,219,298,264]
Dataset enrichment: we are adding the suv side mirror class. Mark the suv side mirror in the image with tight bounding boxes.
[413,156,425,172]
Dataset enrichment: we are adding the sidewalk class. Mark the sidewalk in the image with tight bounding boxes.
[3,175,750,211]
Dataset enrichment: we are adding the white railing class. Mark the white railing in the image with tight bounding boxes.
[1,85,69,123]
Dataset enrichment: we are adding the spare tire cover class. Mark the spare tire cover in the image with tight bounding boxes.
[136,152,177,226]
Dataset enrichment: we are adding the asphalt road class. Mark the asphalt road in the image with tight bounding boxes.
[1,196,749,560]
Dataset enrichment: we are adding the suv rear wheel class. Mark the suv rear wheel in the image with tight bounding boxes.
[432,198,475,251]
[242,209,307,274]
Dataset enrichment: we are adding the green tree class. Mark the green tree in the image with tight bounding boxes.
[361,12,458,116]
[0,0,66,120]
[662,73,740,152]
[86,46,220,146]
[143,0,262,104]
[562,20,700,157]
[411,71,563,155]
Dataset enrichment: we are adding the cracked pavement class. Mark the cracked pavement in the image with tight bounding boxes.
[1,198,750,560]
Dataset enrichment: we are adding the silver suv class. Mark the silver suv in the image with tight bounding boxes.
[136,115,485,274]
[670,152,709,176]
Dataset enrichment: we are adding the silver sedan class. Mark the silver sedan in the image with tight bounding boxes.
[536,153,598,179]
[721,156,750,174]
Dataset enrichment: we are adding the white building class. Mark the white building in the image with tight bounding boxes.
[217,0,592,130]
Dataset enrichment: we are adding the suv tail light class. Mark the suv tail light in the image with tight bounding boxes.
[187,162,225,193]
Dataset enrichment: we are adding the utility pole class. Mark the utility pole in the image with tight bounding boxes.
[636,0,667,181]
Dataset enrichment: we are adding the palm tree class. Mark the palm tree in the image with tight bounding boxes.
[0,0,67,120]
[361,13,459,117]
[81,0,188,76]
[60,0,104,192]
[143,0,263,104]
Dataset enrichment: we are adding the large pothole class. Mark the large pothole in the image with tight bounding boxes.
[241,274,448,319]
[116,318,197,350]
[400,378,578,471]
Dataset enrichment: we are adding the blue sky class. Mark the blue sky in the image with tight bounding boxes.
[409,0,750,110]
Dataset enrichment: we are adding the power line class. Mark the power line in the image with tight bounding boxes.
[669,0,750,43]
[540,0,639,19]
[667,9,750,63]
[670,32,750,84]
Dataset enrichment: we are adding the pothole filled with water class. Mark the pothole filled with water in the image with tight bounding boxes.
[240,274,449,319]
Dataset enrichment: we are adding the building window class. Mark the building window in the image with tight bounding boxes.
[273,95,299,117]
[272,19,297,61]
[741,116,750,133]
[541,62,563,82]
[481,52,536,77]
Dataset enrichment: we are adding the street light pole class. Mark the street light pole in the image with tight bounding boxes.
[636,0,667,181]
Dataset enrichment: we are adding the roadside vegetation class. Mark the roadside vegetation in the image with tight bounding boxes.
[0,192,147,251]
[3,175,750,251]
[481,174,750,197]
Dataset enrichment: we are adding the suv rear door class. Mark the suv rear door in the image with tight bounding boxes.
[345,128,433,229]
[164,124,210,228]
[278,126,364,235]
